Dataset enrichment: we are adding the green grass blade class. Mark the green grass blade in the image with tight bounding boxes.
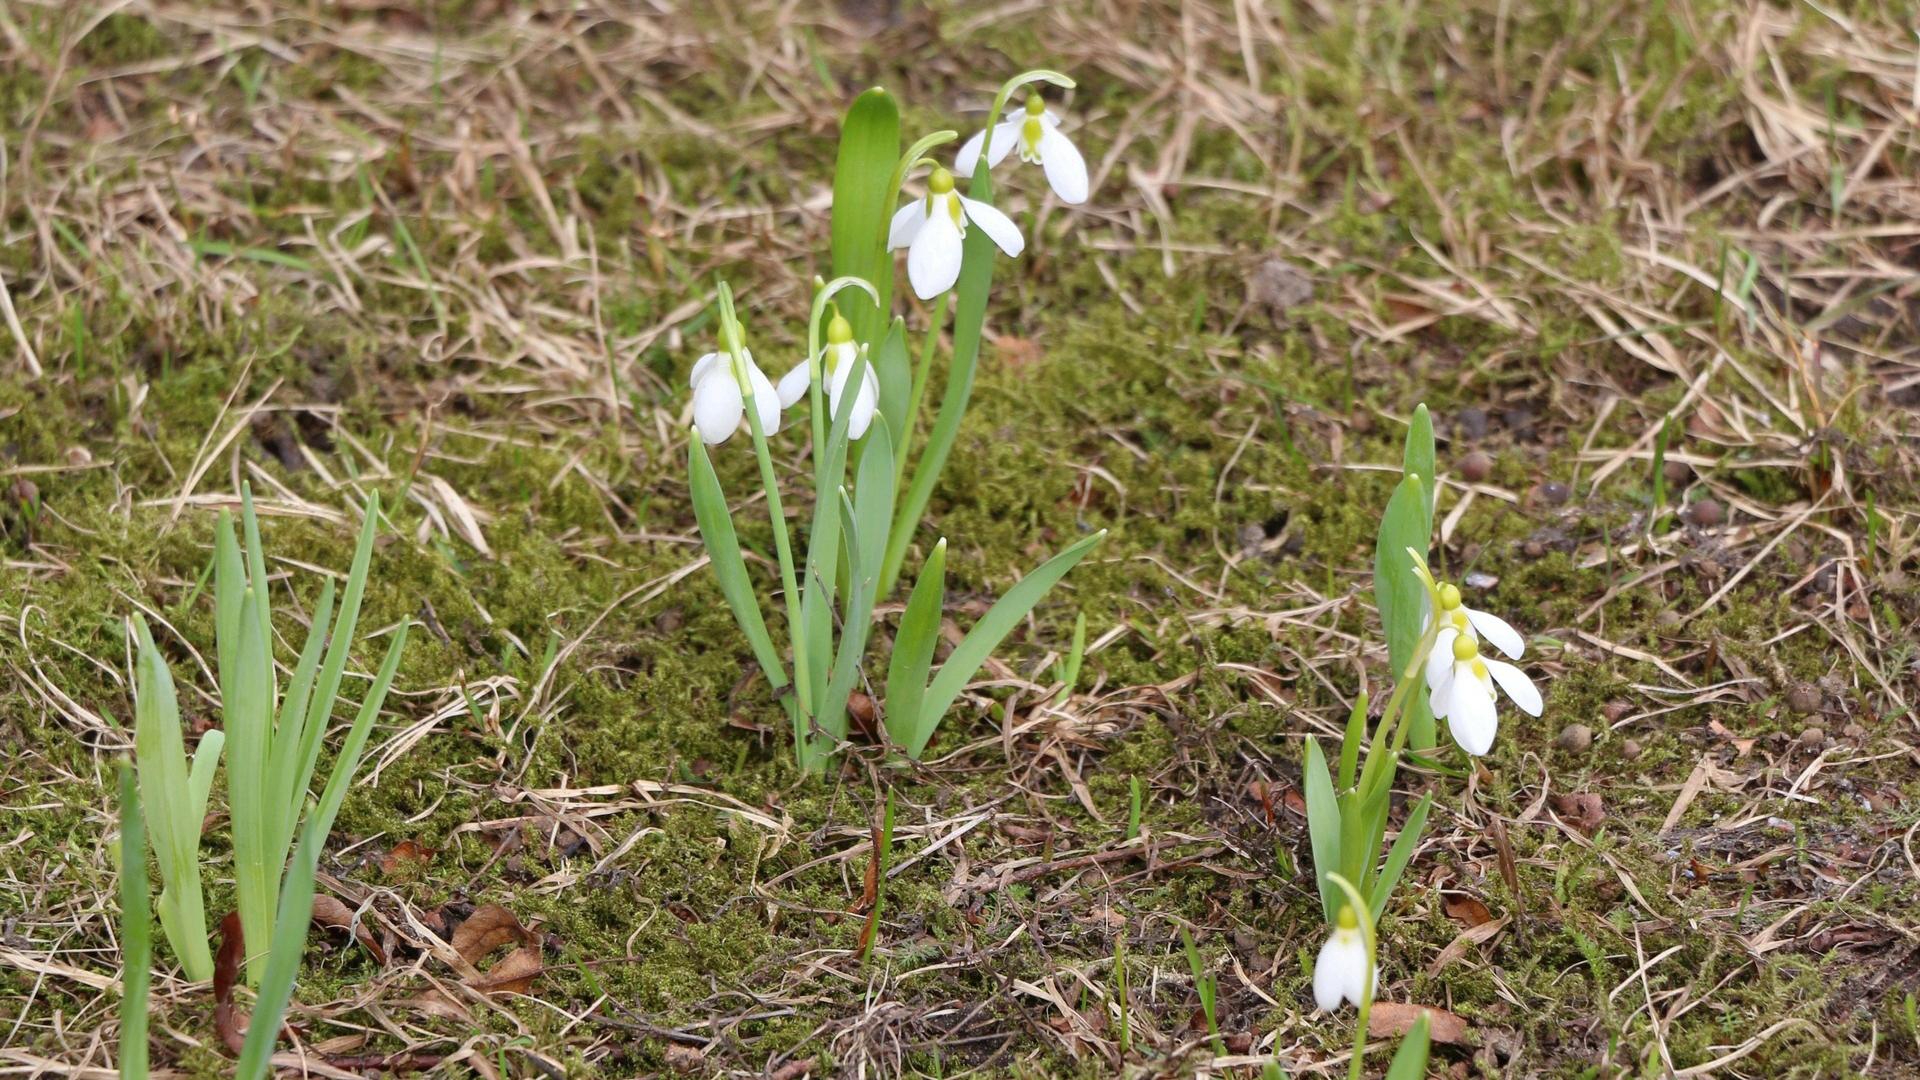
[294,496,382,813]
[687,436,786,686]
[228,586,276,987]
[1373,475,1432,747]
[817,490,872,752]
[213,510,245,700]
[131,616,214,982]
[870,320,911,458]
[829,88,899,344]
[238,486,277,717]
[1302,737,1344,925]
[884,539,945,754]
[1337,689,1368,791]
[880,164,1000,597]
[911,530,1103,758]
[234,822,319,1080]
[1370,792,1433,925]
[186,729,225,828]
[307,624,408,843]
[1384,1014,1432,1080]
[270,577,332,865]
[117,762,150,1080]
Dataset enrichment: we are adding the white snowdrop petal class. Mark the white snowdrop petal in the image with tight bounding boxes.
[1485,658,1544,716]
[1446,677,1499,756]
[846,361,879,440]
[689,352,722,389]
[906,209,964,299]
[954,129,988,175]
[1426,628,1458,692]
[959,196,1025,258]
[691,370,743,445]
[888,199,927,251]
[776,360,811,409]
[1038,124,1089,204]
[745,358,782,436]
[1465,607,1526,659]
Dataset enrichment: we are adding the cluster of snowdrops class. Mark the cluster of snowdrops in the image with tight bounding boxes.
[111,70,1543,1079]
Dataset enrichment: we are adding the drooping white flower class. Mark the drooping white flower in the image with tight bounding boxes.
[1424,629,1543,756]
[777,313,879,440]
[887,166,1024,300]
[689,346,781,445]
[1424,581,1526,660]
[1311,906,1375,1012]
[955,92,1089,204]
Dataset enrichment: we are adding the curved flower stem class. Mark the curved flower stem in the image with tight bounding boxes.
[717,284,811,736]
[894,292,949,490]
[975,69,1076,179]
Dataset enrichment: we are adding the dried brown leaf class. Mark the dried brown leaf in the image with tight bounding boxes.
[1369,1001,1472,1045]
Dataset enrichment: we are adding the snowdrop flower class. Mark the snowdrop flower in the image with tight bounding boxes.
[1425,628,1543,756]
[955,92,1089,205]
[689,344,781,446]
[888,166,1024,300]
[776,313,878,440]
[1311,905,1375,1012]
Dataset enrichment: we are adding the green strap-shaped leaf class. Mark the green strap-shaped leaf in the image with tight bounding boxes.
[871,319,911,461]
[131,616,215,982]
[1337,689,1368,791]
[884,539,945,754]
[1384,1014,1432,1080]
[1403,403,1435,525]
[1302,737,1344,925]
[291,494,381,835]
[228,586,276,987]
[829,88,899,345]
[1370,791,1433,925]
[269,576,332,863]
[853,416,896,586]
[910,530,1104,758]
[688,435,787,687]
[117,762,150,1080]
[1373,474,1433,747]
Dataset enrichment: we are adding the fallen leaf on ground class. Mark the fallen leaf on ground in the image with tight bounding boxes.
[1370,1001,1471,1045]
[379,839,434,875]
[213,911,248,1054]
[1443,894,1494,928]
[1551,792,1607,834]
[448,902,545,997]
[312,895,387,962]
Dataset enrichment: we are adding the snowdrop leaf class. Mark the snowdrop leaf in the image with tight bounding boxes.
[912,530,1103,758]
[1302,736,1344,925]
[1403,403,1435,526]
[1384,1013,1432,1080]
[872,319,910,452]
[1373,474,1434,747]
[829,88,899,344]
[688,436,785,686]
[885,539,945,756]
[1370,792,1432,925]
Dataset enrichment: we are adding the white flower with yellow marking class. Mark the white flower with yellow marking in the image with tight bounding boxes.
[955,92,1089,204]
[689,346,780,446]
[1424,629,1543,756]
[1423,580,1526,660]
[777,313,878,440]
[1311,905,1375,1012]
[888,166,1025,300]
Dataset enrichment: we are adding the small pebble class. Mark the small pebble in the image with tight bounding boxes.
[1501,406,1537,440]
[1454,407,1489,441]
[1843,723,1867,741]
[1799,726,1825,748]
[1601,699,1632,723]
[1684,498,1723,527]
[10,477,37,505]
[1349,409,1375,434]
[1238,523,1266,549]
[1459,450,1493,483]
[654,609,684,633]
[1555,723,1593,752]
[1662,458,1693,486]
[1622,739,1643,761]
[1654,609,1684,631]
[1786,682,1821,715]
[1534,480,1570,506]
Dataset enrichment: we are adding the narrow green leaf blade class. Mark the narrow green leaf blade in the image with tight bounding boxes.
[884,539,945,754]
[913,530,1103,758]
[687,435,786,686]
[1373,475,1433,747]
[1370,792,1433,925]
[1403,403,1435,525]
[1384,1014,1432,1080]
[228,586,277,986]
[854,416,896,586]
[829,87,899,344]
[1302,737,1344,925]
[871,319,911,458]
[117,762,150,1080]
